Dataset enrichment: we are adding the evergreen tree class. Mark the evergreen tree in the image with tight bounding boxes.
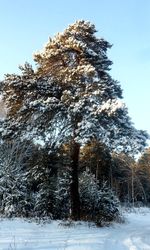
[0,139,32,217]
[1,20,149,220]
[25,145,59,217]
[79,171,119,225]
[33,20,148,219]
[54,169,71,219]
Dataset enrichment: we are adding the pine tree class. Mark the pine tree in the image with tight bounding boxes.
[33,20,148,219]
[1,20,149,220]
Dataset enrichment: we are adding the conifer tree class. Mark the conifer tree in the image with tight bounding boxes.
[1,20,148,220]
[0,139,32,217]
[79,171,119,224]
[33,20,148,219]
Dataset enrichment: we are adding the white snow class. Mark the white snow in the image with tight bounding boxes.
[97,98,125,115]
[0,208,150,250]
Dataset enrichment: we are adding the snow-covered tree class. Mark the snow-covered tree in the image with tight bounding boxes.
[24,145,59,218]
[1,63,66,147]
[0,139,32,217]
[33,20,148,219]
[54,169,71,219]
[79,171,119,225]
[1,20,149,220]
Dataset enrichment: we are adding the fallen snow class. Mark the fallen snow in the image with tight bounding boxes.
[0,208,150,250]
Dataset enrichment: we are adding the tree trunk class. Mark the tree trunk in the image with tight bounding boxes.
[70,140,80,220]
[131,168,134,207]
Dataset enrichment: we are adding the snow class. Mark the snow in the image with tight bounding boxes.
[0,208,150,249]
[98,98,125,115]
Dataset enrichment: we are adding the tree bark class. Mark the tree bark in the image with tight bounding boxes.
[70,140,80,220]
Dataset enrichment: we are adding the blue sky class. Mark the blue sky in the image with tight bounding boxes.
[0,0,150,138]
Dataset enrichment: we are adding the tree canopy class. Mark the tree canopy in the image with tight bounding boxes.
[1,20,148,155]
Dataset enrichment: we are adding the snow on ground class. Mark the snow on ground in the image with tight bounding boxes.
[0,207,150,250]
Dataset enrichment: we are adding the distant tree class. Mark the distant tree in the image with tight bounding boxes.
[136,148,150,203]
[138,148,150,175]
[111,152,150,205]
[80,139,112,183]
[111,153,136,203]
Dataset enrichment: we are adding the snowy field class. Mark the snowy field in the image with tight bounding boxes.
[0,208,150,250]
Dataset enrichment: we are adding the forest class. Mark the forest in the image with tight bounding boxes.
[0,20,149,225]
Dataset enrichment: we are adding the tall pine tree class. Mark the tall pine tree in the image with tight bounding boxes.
[1,20,148,220]
[33,20,148,219]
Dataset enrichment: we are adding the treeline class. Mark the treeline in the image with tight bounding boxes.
[0,20,149,224]
[0,138,120,225]
[0,137,149,221]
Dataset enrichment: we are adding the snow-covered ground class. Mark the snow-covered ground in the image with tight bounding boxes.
[0,208,150,250]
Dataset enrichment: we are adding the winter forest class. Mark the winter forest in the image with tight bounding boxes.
[0,20,150,225]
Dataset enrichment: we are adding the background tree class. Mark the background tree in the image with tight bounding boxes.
[80,139,112,183]
[111,151,150,205]
[136,148,150,203]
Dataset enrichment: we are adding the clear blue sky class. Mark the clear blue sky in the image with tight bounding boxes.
[0,0,150,138]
